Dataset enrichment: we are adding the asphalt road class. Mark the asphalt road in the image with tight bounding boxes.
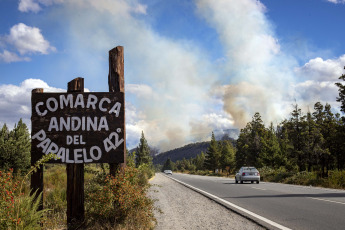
[167,173,345,230]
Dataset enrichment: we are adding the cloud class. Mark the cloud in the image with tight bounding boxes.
[0,79,64,129]
[18,0,41,13]
[18,0,65,12]
[7,23,56,55]
[8,0,345,151]
[0,23,56,63]
[295,55,345,81]
[0,50,30,63]
[326,0,345,4]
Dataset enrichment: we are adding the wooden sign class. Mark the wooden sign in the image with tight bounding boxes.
[31,92,125,163]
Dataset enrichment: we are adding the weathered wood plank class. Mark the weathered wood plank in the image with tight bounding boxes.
[66,78,85,229]
[30,88,44,211]
[108,46,126,176]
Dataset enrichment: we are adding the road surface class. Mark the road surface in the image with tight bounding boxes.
[167,173,345,230]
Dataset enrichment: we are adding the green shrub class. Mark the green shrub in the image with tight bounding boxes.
[327,170,345,189]
[0,168,49,229]
[85,166,156,229]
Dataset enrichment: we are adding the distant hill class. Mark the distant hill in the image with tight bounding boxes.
[153,141,210,165]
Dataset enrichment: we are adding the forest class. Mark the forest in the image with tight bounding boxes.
[162,71,345,188]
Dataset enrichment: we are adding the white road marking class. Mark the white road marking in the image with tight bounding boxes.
[306,197,345,205]
[168,176,291,230]
[251,187,267,191]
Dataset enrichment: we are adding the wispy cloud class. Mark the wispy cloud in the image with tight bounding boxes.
[5,0,345,151]
[326,0,345,4]
[0,23,55,62]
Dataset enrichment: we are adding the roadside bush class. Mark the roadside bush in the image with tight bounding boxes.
[85,166,156,229]
[0,168,49,229]
[259,166,295,182]
[283,171,320,186]
[327,170,345,189]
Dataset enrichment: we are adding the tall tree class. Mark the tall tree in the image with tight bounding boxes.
[204,132,221,172]
[136,131,152,167]
[220,140,235,173]
[335,67,345,113]
[262,123,286,169]
[162,158,174,171]
[195,152,205,171]
[0,119,30,173]
[236,112,266,168]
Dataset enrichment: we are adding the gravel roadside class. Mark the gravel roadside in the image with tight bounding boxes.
[149,173,265,230]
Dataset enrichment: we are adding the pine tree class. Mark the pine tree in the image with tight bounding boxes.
[335,67,345,113]
[162,158,174,171]
[195,152,205,171]
[136,131,152,167]
[0,119,31,173]
[220,140,235,173]
[204,132,220,172]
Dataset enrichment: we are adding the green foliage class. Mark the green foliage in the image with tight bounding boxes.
[335,68,345,113]
[126,149,136,168]
[0,153,55,229]
[220,140,235,173]
[85,166,156,229]
[136,131,152,167]
[162,158,174,171]
[0,119,31,174]
[204,132,221,172]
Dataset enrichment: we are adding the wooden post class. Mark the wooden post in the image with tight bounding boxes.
[108,46,126,176]
[66,77,85,229]
[30,88,44,211]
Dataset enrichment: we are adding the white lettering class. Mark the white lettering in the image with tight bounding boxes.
[56,147,67,162]
[90,146,102,160]
[46,97,58,112]
[80,135,86,144]
[45,141,59,155]
[37,138,51,153]
[32,129,46,141]
[74,149,83,163]
[103,132,124,152]
[83,148,93,163]
[71,117,81,131]
[48,117,59,131]
[98,117,109,131]
[99,98,110,112]
[109,102,121,117]
[60,117,70,131]
[87,117,97,131]
[74,94,84,108]
[86,94,97,109]
[66,135,73,145]
[35,102,47,117]
[60,94,73,109]
[65,150,74,163]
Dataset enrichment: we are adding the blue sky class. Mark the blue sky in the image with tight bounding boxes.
[1,0,345,151]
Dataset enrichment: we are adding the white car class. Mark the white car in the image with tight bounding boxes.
[235,167,260,184]
[164,170,173,175]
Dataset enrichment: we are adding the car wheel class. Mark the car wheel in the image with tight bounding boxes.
[235,179,238,184]
[257,181,260,184]
[251,181,254,183]
[240,180,243,184]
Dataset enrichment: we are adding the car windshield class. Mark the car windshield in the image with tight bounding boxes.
[242,167,257,172]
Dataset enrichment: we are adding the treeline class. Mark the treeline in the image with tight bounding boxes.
[163,71,345,178]
[162,133,236,174]
[236,103,344,176]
